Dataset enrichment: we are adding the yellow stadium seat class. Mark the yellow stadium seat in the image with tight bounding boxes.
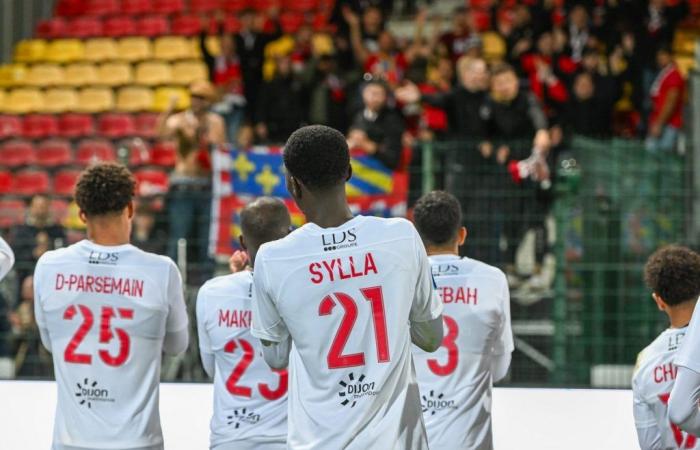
[96,62,133,87]
[116,86,155,112]
[63,64,99,87]
[135,61,173,86]
[84,38,119,62]
[483,32,506,62]
[44,88,79,113]
[205,36,221,57]
[14,40,47,63]
[153,86,190,112]
[676,55,696,78]
[117,37,152,62]
[0,90,5,110]
[154,37,195,61]
[76,87,115,113]
[171,60,208,85]
[45,39,85,64]
[0,64,27,88]
[25,64,65,87]
[5,88,45,114]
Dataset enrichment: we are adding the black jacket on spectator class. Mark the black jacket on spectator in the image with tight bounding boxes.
[422,86,488,139]
[351,107,405,170]
[10,223,66,293]
[257,75,306,144]
[481,90,547,156]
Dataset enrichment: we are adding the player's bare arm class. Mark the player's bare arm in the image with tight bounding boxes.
[410,317,444,352]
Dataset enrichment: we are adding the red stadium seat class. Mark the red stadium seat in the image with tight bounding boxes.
[23,114,59,139]
[282,0,318,11]
[191,0,222,13]
[171,15,203,36]
[0,140,36,168]
[56,0,86,16]
[122,0,152,14]
[127,140,152,166]
[312,12,331,31]
[58,113,95,138]
[280,12,305,34]
[12,170,50,196]
[51,198,70,224]
[138,16,170,38]
[70,17,104,39]
[0,172,12,195]
[76,139,117,165]
[134,113,159,138]
[152,0,185,14]
[36,139,73,168]
[223,16,241,33]
[37,18,69,39]
[251,0,280,10]
[0,199,25,228]
[98,113,136,138]
[0,115,23,140]
[86,0,121,15]
[54,169,81,196]
[151,141,177,167]
[134,169,169,196]
[104,16,138,37]
[222,0,248,12]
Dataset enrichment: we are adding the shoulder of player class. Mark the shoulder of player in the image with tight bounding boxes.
[633,331,672,377]
[255,225,311,259]
[199,271,251,298]
[35,245,74,266]
[364,216,419,241]
[459,257,508,283]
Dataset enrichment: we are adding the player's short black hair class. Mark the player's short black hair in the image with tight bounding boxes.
[413,190,462,246]
[75,163,135,217]
[240,197,290,245]
[644,245,700,306]
[283,125,350,190]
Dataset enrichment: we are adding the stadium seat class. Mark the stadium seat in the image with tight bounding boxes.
[151,141,177,167]
[96,62,134,87]
[35,139,73,168]
[55,0,85,16]
[69,17,104,39]
[135,61,173,86]
[54,169,81,196]
[252,0,280,11]
[282,0,318,11]
[76,139,117,165]
[5,89,45,114]
[0,199,25,228]
[98,113,137,138]
[280,12,305,34]
[23,114,60,139]
[45,39,85,64]
[191,0,221,13]
[122,0,152,14]
[12,170,50,196]
[0,140,36,168]
[134,112,160,138]
[221,0,248,12]
[171,15,203,36]
[63,64,99,87]
[676,55,696,77]
[0,172,12,196]
[25,64,65,87]
[44,88,80,113]
[14,40,47,63]
[76,87,115,113]
[117,37,153,62]
[0,115,22,139]
[84,38,119,62]
[0,90,5,112]
[222,15,241,33]
[104,16,138,37]
[0,64,27,88]
[116,86,155,112]
[134,169,169,196]
[138,16,170,38]
[154,36,195,61]
[58,113,95,138]
[153,86,190,111]
[86,0,121,16]
[36,18,69,39]
[483,32,506,62]
[171,60,208,85]
[152,0,186,14]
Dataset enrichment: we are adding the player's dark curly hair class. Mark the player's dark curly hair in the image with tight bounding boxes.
[75,163,135,217]
[413,190,462,246]
[644,245,700,306]
[283,125,350,190]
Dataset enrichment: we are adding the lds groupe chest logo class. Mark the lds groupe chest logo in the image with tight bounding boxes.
[322,228,358,252]
[88,251,119,266]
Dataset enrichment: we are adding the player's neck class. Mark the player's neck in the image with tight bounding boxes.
[426,243,460,257]
[86,219,131,247]
[304,192,354,229]
[667,301,696,329]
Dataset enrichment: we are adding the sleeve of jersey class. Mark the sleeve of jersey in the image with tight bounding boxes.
[251,254,289,343]
[165,261,189,333]
[409,228,443,323]
[33,259,51,352]
[0,237,14,281]
[674,300,700,372]
[632,380,663,450]
[493,274,515,355]
[195,288,213,355]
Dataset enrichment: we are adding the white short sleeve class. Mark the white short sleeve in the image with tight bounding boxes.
[33,258,46,329]
[195,287,212,355]
[165,260,189,333]
[409,228,443,323]
[250,250,289,343]
[0,237,14,282]
[675,296,700,371]
[494,274,515,355]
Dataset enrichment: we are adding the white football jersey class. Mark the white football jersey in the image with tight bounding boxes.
[33,240,188,450]
[196,271,287,449]
[635,327,700,449]
[251,215,442,450]
[412,255,513,450]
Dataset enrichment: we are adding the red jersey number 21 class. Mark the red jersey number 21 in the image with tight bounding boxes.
[318,286,390,369]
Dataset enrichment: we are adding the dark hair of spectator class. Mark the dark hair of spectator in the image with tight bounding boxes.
[491,62,516,77]
[283,125,350,190]
[75,163,135,218]
[656,43,673,56]
[413,191,463,246]
[644,245,700,306]
[240,197,291,245]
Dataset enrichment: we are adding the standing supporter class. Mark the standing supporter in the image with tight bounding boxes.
[567,4,591,62]
[197,197,290,450]
[438,7,481,63]
[250,125,443,449]
[10,275,51,377]
[302,53,355,133]
[646,45,685,153]
[34,163,188,450]
[412,191,513,450]
[561,72,616,137]
[503,4,535,70]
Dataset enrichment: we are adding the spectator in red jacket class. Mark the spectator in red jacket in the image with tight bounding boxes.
[521,31,574,115]
[646,45,684,153]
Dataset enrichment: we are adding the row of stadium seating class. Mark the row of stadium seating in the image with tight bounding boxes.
[0,113,160,139]
[0,60,207,88]
[0,198,72,229]
[0,86,191,114]
[0,139,176,168]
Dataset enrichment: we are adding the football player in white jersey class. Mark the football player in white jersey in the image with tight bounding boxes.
[33,163,189,450]
[250,125,444,450]
[197,197,291,449]
[634,245,700,449]
[411,191,513,450]
[0,236,14,281]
